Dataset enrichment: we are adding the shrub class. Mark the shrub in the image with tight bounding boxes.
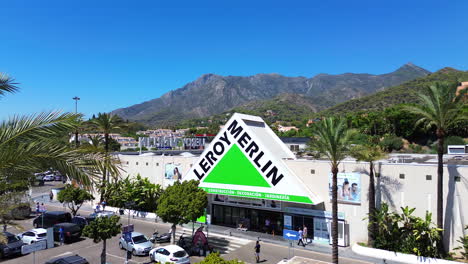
[454,225,468,260]
[379,135,403,152]
[371,203,443,258]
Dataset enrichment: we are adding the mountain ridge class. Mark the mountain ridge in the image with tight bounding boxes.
[112,63,430,126]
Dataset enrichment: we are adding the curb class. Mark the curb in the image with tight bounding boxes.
[352,243,460,264]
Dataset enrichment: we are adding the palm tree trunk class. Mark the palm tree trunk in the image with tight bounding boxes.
[437,133,445,254]
[331,166,339,264]
[100,133,109,202]
[74,131,79,148]
[101,239,107,264]
[368,161,376,247]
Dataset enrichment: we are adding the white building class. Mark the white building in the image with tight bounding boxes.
[117,113,468,251]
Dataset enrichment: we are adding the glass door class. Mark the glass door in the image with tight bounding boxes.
[313,217,330,244]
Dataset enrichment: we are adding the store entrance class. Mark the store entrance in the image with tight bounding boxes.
[212,204,283,234]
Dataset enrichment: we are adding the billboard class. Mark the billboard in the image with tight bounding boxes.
[328,172,361,204]
[164,163,182,186]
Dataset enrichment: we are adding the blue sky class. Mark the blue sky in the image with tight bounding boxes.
[1,0,467,119]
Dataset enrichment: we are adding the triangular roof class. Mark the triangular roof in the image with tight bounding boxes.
[183,113,322,205]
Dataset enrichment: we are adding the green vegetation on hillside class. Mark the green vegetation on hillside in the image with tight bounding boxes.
[321,68,468,116]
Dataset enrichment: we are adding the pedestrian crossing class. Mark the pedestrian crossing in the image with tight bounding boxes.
[172,228,251,254]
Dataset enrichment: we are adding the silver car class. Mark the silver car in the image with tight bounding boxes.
[119,232,153,256]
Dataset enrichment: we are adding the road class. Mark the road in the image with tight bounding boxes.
[0,182,376,264]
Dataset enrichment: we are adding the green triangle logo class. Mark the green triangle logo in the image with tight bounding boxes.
[203,144,271,187]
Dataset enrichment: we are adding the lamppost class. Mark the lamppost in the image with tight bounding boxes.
[72,96,80,148]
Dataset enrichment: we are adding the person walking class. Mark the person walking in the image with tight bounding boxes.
[40,203,46,213]
[297,227,305,247]
[49,190,54,202]
[254,240,261,263]
[303,225,308,245]
[35,202,40,215]
[59,226,65,246]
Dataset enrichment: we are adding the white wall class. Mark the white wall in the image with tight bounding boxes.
[118,153,468,250]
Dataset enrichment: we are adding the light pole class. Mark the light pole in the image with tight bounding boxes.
[72,96,80,148]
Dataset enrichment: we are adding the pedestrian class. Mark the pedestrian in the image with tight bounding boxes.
[297,227,305,247]
[264,218,270,233]
[59,226,65,245]
[254,240,261,263]
[40,203,46,213]
[95,203,101,213]
[49,190,54,202]
[35,202,40,215]
[101,200,106,210]
[303,225,308,245]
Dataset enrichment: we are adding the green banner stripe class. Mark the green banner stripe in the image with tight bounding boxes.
[201,187,314,204]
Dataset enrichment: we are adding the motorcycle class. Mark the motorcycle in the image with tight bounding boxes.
[149,230,172,243]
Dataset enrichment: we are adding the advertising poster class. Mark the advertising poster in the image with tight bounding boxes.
[328,172,361,204]
[164,163,182,186]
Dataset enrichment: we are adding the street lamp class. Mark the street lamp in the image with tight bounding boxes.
[72,96,80,147]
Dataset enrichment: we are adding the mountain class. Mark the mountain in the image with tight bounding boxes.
[112,63,430,126]
[321,67,468,116]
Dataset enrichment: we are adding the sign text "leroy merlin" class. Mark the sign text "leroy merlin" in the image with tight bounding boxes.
[193,120,284,186]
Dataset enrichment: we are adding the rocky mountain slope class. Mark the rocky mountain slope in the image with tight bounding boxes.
[112,63,430,126]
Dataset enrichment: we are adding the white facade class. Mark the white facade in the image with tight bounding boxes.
[117,152,468,251]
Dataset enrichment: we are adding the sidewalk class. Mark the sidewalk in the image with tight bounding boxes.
[33,194,392,264]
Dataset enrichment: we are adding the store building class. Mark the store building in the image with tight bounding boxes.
[118,113,468,251]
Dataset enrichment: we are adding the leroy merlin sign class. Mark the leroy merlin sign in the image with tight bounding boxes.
[184,113,321,205]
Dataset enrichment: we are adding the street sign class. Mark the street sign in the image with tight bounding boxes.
[123,232,132,242]
[21,240,47,254]
[122,224,134,233]
[283,229,299,240]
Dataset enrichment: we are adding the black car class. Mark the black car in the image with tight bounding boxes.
[53,223,82,243]
[71,216,89,230]
[45,254,89,264]
[0,232,24,259]
[33,211,72,228]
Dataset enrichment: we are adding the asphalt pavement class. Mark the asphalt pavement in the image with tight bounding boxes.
[0,181,390,264]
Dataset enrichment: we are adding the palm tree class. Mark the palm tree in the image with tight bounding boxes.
[403,82,467,252]
[350,144,387,247]
[0,73,118,243]
[309,117,354,264]
[0,73,18,97]
[91,113,124,201]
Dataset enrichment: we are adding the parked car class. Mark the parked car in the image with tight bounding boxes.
[45,254,89,264]
[119,231,153,256]
[86,210,115,222]
[54,175,62,181]
[0,232,24,259]
[149,245,190,264]
[71,216,89,230]
[53,223,82,243]
[18,228,47,244]
[43,175,55,181]
[33,211,72,228]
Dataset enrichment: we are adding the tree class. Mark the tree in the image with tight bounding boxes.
[308,118,354,264]
[83,215,122,264]
[350,143,387,247]
[57,184,94,216]
[403,81,467,252]
[156,180,207,243]
[104,175,162,212]
[90,113,124,201]
[0,73,118,242]
[196,252,245,264]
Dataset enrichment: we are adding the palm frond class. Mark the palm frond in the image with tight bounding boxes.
[0,73,19,97]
